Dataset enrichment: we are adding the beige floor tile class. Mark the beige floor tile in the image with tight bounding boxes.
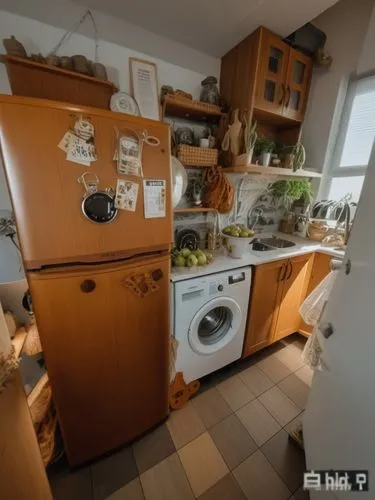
[274,346,305,372]
[198,474,246,500]
[258,386,301,426]
[133,423,175,474]
[257,355,292,383]
[192,387,232,429]
[216,375,255,411]
[284,411,304,434]
[105,478,144,500]
[279,374,310,410]
[140,453,193,500]
[236,399,281,446]
[209,414,257,470]
[295,365,314,387]
[237,365,274,397]
[166,402,205,449]
[233,450,290,500]
[178,432,228,497]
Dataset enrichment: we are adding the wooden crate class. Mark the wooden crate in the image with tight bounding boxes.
[2,55,117,109]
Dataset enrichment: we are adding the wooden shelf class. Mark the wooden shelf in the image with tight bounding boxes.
[222,164,322,178]
[11,328,27,358]
[174,207,217,213]
[163,94,223,121]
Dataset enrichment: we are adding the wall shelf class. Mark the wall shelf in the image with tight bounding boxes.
[174,207,217,213]
[222,164,322,178]
[163,94,224,121]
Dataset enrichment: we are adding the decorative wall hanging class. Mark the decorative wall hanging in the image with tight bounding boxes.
[115,179,139,211]
[114,128,160,177]
[78,172,117,224]
[129,58,160,120]
[58,116,97,166]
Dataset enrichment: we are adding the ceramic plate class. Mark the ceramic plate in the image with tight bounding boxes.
[171,156,188,208]
[110,92,140,116]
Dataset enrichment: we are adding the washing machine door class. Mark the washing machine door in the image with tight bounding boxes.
[188,297,242,355]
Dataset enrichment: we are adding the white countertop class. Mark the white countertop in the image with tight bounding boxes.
[170,233,345,282]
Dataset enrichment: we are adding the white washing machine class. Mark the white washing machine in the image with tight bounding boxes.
[173,266,252,383]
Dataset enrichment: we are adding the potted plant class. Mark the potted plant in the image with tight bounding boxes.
[283,140,306,171]
[234,113,257,166]
[268,179,313,210]
[255,137,275,166]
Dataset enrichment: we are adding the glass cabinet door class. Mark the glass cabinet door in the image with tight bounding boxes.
[283,48,313,122]
[254,32,289,115]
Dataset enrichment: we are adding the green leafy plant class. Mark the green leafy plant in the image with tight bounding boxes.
[268,179,313,209]
[254,137,275,155]
[243,113,257,154]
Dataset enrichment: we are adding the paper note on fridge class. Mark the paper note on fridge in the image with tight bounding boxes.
[115,179,139,211]
[143,180,166,218]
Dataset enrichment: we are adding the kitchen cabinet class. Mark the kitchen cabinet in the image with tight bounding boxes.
[243,254,314,357]
[243,258,288,357]
[272,253,314,341]
[221,27,313,123]
[299,252,332,336]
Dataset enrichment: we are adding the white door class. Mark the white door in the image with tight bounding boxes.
[303,144,375,498]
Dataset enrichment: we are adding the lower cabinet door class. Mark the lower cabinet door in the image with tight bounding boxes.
[273,253,314,342]
[243,259,288,357]
[28,254,170,466]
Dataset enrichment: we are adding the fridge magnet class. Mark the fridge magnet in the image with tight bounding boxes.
[121,270,160,298]
[58,116,97,166]
[143,179,166,219]
[115,179,139,211]
[116,130,142,176]
[129,58,160,120]
[78,172,117,224]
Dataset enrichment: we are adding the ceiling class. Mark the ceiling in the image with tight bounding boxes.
[69,0,340,56]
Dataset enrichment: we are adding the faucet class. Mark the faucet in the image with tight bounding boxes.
[247,207,263,230]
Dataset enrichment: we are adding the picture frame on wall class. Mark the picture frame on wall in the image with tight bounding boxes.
[129,58,160,121]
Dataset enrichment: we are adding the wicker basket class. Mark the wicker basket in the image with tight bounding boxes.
[164,94,221,115]
[177,145,218,167]
[307,221,329,242]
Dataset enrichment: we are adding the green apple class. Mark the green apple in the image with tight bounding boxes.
[181,248,191,258]
[197,254,207,266]
[173,255,186,267]
[187,254,198,267]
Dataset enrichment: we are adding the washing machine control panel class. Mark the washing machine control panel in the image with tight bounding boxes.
[209,271,246,296]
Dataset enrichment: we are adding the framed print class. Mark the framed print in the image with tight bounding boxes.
[129,58,160,121]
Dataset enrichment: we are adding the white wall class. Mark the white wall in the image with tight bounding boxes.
[303,0,375,177]
[357,5,375,75]
[0,9,220,283]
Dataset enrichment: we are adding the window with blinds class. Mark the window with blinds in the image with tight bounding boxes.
[339,77,375,168]
[325,75,375,202]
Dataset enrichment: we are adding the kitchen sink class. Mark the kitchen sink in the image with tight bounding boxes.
[252,236,296,251]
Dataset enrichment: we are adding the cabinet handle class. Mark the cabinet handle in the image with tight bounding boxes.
[80,279,96,293]
[278,84,285,105]
[286,262,293,280]
[278,263,287,282]
[285,86,291,107]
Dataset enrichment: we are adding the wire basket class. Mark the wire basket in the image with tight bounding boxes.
[177,145,218,167]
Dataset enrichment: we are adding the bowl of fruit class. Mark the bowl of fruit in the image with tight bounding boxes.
[172,247,213,269]
[222,224,255,259]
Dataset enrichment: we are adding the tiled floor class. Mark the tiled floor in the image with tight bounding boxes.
[48,334,311,500]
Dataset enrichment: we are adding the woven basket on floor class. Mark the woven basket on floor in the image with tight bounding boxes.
[177,145,218,167]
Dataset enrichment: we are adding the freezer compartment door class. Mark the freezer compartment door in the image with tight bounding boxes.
[0,98,172,268]
[28,254,170,466]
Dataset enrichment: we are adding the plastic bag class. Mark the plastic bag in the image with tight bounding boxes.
[300,270,338,370]
[299,270,337,326]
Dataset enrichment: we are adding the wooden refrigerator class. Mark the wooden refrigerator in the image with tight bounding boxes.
[0,96,172,465]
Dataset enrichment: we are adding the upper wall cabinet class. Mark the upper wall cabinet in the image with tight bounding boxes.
[221,27,313,123]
